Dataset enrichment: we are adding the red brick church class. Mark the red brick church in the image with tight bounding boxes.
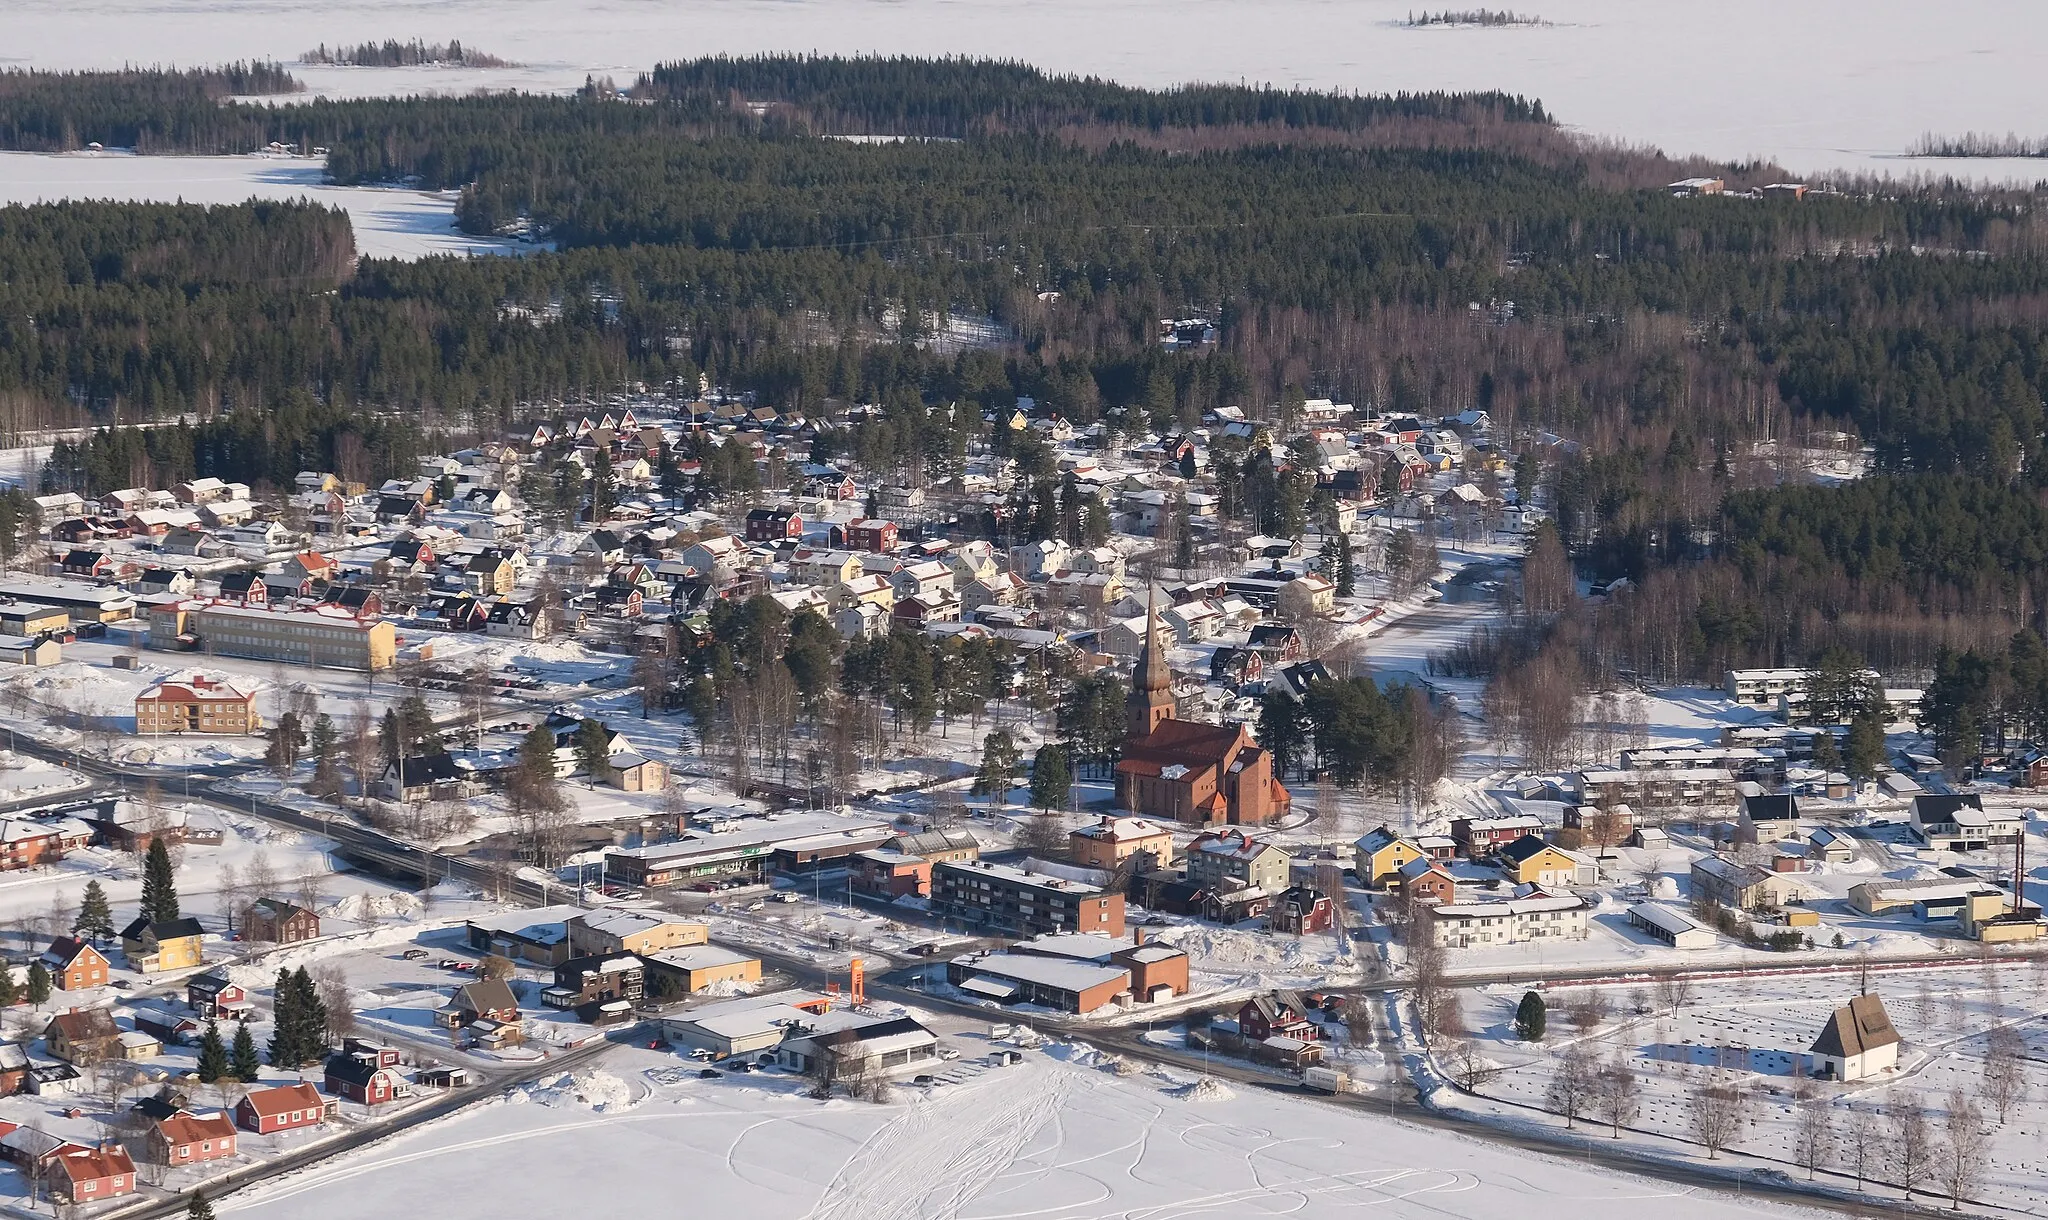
[1115,591,1291,826]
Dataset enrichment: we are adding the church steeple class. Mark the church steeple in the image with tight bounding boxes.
[1127,584,1177,739]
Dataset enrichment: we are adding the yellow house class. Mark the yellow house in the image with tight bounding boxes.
[791,551,864,589]
[646,946,761,994]
[121,917,205,973]
[836,574,896,613]
[1498,836,1584,888]
[1354,826,1427,887]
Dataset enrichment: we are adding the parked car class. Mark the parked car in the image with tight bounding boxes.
[437,958,464,969]
[772,892,800,904]
[400,949,429,960]
[698,1068,721,1080]
[688,1048,716,1061]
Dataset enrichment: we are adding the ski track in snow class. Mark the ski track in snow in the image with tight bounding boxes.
[802,1063,1073,1220]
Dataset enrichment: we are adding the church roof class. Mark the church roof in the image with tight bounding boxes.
[1120,719,1247,774]
[1809,993,1899,1059]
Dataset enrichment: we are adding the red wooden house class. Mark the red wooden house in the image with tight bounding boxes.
[148,1111,236,1166]
[235,1083,334,1134]
[843,519,898,553]
[43,1145,134,1205]
[1266,886,1335,935]
[1237,990,1320,1042]
[187,969,253,1019]
[39,939,108,991]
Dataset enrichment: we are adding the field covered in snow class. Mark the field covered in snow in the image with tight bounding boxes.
[223,1045,1823,1220]
[3,0,2047,182]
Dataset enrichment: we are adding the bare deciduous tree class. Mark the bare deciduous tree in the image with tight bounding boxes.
[1983,1024,2027,1123]
[1546,1045,1599,1128]
[1887,1094,1931,1197]
[1690,1076,1751,1158]
[1653,973,1694,1011]
[1937,1088,1987,1209]
[1445,1040,1503,1092]
[1593,1051,1640,1137]
[1840,1105,1878,1187]
[1793,1099,1833,1179]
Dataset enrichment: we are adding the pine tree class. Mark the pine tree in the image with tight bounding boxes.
[196,1019,229,1082]
[188,1191,217,1220]
[1334,532,1356,598]
[140,837,179,922]
[268,968,299,1066]
[0,963,17,1006]
[1515,990,1546,1041]
[1028,743,1071,812]
[230,1021,262,1081]
[73,880,114,945]
[25,961,50,1005]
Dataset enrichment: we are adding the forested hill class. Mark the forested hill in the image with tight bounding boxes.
[636,55,1548,136]
[2,59,2048,681]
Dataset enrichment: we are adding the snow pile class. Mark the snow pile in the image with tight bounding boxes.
[1167,1076,1237,1103]
[323,892,426,922]
[530,1069,636,1112]
[1650,876,1680,900]
[697,976,754,999]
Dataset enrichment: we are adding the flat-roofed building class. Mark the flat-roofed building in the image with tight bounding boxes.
[179,601,395,670]
[931,859,1125,938]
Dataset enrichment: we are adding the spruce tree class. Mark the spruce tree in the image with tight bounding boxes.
[196,1019,229,1083]
[73,880,114,945]
[267,968,298,1065]
[0,963,17,1006]
[295,967,330,1059]
[140,838,179,922]
[188,1191,216,1220]
[230,1021,262,1081]
[25,961,50,1005]
[1515,990,1547,1041]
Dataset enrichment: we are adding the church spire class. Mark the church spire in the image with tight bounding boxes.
[1127,583,1177,739]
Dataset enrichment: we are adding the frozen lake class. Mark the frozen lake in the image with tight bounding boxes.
[0,151,531,261]
[3,0,2047,181]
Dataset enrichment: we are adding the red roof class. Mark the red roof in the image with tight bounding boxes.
[155,1111,235,1147]
[49,1145,133,1185]
[240,1082,322,1119]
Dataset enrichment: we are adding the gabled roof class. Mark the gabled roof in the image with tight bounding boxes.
[241,1082,323,1119]
[48,1008,119,1044]
[153,1110,235,1146]
[40,937,101,969]
[324,1053,398,1087]
[454,978,519,1015]
[391,753,461,786]
[1499,834,1562,865]
[121,916,205,944]
[1809,993,1900,1059]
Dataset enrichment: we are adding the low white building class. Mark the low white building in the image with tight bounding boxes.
[1625,902,1715,950]
[1426,893,1588,949]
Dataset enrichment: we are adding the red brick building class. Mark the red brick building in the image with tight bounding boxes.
[849,849,932,899]
[1115,593,1289,826]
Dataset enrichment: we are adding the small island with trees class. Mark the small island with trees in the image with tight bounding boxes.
[1907,131,2048,158]
[301,40,518,69]
[1402,9,1548,27]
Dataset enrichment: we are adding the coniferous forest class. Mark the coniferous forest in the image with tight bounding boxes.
[2,56,2048,681]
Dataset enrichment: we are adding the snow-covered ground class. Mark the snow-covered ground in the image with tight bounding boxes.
[222,1042,1823,1220]
[0,151,534,261]
[1445,964,2048,1211]
[5,0,2047,182]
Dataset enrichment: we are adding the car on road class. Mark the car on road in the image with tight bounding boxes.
[771,892,800,904]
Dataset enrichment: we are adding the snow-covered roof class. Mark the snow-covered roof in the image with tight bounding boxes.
[951,951,1130,995]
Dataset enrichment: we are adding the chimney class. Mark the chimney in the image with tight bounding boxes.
[1134,927,1146,946]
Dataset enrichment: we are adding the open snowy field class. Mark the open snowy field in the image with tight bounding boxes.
[222,1047,1822,1220]
[0,151,532,260]
[4,0,2048,181]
